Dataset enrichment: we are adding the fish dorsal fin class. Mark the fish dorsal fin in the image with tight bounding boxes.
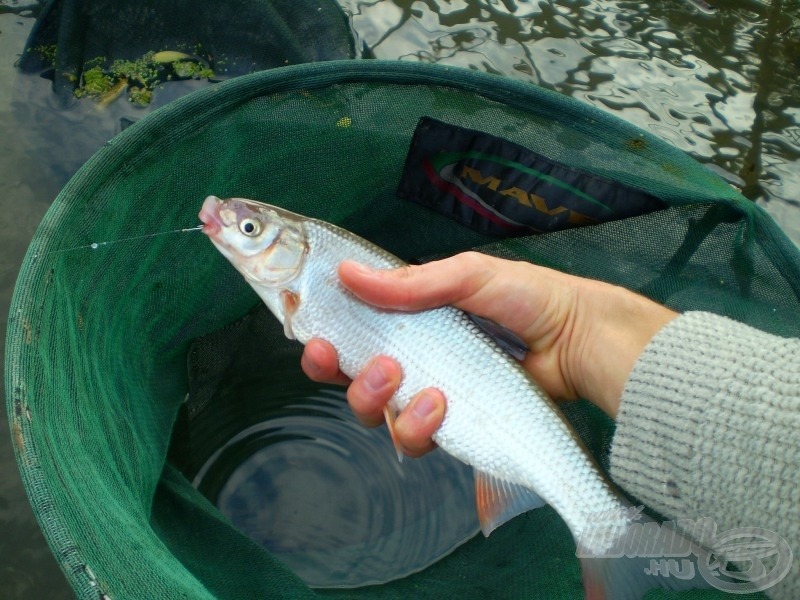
[474,469,546,537]
[468,314,528,360]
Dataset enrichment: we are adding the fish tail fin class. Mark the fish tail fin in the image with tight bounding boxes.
[579,554,706,600]
[577,509,716,600]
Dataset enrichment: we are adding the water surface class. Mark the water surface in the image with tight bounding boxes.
[342,0,800,242]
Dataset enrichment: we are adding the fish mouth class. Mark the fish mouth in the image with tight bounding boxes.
[198,195,223,236]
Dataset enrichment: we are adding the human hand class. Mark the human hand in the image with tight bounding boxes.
[301,252,677,456]
[302,340,445,457]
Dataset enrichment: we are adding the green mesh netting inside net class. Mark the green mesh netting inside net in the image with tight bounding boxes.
[6,60,799,600]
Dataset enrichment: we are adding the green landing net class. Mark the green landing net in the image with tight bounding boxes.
[7,60,799,600]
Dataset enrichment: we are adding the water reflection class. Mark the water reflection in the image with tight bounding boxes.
[342,0,800,244]
[193,388,477,588]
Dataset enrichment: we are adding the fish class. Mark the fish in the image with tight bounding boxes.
[198,195,714,599]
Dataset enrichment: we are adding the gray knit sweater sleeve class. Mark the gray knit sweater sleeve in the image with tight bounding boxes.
[610,311,800,599]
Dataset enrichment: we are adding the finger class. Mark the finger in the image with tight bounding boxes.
[338,252,562,339]
[394,388,445,458]
[301,339,351,386]
[346,356,402,428]
[338,253,494,311]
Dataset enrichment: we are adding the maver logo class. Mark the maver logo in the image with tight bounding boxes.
[397,118,665,236]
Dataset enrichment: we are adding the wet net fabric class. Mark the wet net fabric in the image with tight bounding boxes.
[7,60,798,599]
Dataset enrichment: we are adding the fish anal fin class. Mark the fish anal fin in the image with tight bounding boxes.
[280,290,300,340]
[474,469,546,537]
[383,405,403,464]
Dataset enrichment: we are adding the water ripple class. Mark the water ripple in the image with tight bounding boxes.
[193,387,477,588]
[342,0,800,245]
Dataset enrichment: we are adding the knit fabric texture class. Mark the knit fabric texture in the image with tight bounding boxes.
[611,311,800,599]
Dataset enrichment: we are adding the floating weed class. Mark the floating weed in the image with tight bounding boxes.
[72,49,216,106]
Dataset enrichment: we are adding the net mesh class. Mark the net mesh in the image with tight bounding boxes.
[7,59,798,599]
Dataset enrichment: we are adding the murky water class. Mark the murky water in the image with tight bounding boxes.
[1,0,798,597]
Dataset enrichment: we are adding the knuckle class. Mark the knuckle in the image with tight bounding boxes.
[453,252,496,299]
[456,251,489,270]
[394,265,417,280]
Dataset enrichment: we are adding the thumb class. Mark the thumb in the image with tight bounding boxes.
[338,252,497,312]
[339,252,587,402]
[337,252,561,344]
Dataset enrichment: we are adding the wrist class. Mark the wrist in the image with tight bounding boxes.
[571,282,677,417]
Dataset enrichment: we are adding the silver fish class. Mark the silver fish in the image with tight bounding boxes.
[198,195,710,599]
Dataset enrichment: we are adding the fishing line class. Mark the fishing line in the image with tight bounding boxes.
[32,225,204,259]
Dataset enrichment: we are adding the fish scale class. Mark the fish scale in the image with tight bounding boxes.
[199,195,712,599]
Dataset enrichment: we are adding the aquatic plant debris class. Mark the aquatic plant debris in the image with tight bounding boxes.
[31,47,214,106]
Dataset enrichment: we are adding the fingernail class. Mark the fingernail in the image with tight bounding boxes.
[412,392,437,419]
[364,360,388,392]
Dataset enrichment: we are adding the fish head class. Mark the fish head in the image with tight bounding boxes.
[199,195,307,286]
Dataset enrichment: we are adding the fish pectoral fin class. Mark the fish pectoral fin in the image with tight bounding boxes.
[474,469,546,537]
[280,290,300,340]
[383,405,404,464]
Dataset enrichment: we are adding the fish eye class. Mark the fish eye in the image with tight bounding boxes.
[239,217,262,237]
